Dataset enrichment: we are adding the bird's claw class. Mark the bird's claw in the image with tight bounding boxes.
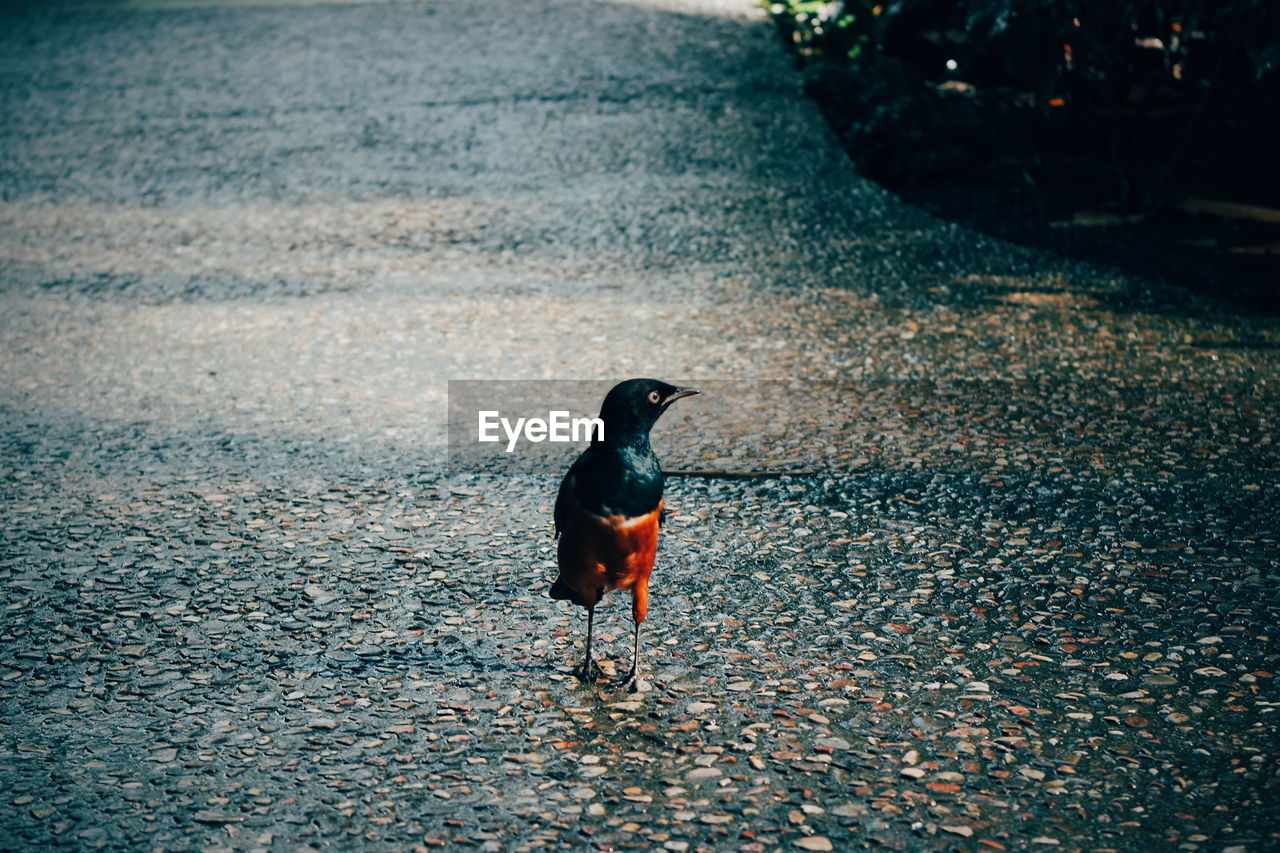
[614,669,641,693]
[572,658,604,683]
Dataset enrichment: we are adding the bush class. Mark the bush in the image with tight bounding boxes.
[769,0,1280,208]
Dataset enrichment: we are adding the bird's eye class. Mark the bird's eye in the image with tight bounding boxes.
[647,390,661,404]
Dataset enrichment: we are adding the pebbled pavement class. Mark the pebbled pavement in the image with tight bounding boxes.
[1,0,1277,851]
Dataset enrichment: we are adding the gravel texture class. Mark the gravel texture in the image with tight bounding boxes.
[1,0,1277,851]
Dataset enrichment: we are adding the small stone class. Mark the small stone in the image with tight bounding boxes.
[304,585,336,604]
[942,825,973,837]
[794,837,834,851]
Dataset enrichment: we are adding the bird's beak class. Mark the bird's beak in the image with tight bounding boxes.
[661,387,700,406]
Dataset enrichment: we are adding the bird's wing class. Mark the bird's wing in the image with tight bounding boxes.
[553,468,576,539]
[554,446,605,537]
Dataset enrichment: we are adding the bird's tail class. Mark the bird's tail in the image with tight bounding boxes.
[549,576,573,601]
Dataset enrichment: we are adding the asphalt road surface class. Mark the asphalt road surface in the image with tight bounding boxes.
[1,0,1277,851]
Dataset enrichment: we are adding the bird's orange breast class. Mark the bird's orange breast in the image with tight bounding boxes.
[557,498,663,597]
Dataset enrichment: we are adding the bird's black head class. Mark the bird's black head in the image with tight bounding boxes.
[597,378,699,443]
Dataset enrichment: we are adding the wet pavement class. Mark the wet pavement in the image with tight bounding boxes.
[1,0,1278,851]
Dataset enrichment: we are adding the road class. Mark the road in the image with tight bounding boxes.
[1,0,1277,850]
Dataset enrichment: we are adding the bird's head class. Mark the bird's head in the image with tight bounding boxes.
[597,378,699,441]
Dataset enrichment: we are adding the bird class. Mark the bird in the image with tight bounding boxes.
[549,378,699,691]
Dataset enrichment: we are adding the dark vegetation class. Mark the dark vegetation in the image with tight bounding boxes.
[768,0,1280,312]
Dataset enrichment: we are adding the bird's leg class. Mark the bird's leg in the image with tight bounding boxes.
[616,621,642,693]
[572,606,603,682]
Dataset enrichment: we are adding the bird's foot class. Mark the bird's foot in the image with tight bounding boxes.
[614,668,643,694]
[572,657,604,683]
